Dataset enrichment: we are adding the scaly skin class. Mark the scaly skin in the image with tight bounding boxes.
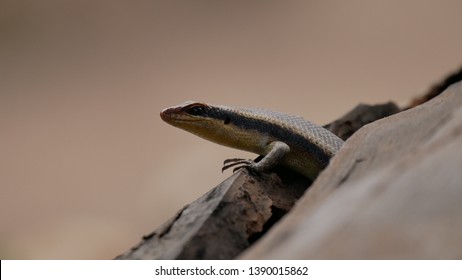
[160,101,343,180]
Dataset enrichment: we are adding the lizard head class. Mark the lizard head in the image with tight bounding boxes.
[160,101,264,154]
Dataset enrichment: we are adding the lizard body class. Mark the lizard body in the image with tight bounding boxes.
[160,101,343,180]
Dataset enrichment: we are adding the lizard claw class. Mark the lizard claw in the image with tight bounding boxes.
[222,158,254,173]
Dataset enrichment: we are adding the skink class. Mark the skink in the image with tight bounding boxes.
[160,101,344,180]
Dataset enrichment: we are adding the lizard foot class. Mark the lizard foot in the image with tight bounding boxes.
[222,158,265,176]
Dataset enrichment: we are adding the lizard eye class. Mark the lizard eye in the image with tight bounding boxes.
[185,105,207,116]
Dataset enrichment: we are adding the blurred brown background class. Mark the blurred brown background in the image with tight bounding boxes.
[1,0,461,259]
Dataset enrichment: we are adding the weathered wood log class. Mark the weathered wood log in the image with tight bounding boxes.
[115,167,310,259]
[324,102,400,141]
[405,65,462,109]
[241,82,462,259]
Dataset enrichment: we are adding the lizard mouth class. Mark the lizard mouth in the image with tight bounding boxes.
[160,108,202,124]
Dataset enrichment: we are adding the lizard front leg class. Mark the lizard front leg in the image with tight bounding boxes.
[222,141,290,174]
